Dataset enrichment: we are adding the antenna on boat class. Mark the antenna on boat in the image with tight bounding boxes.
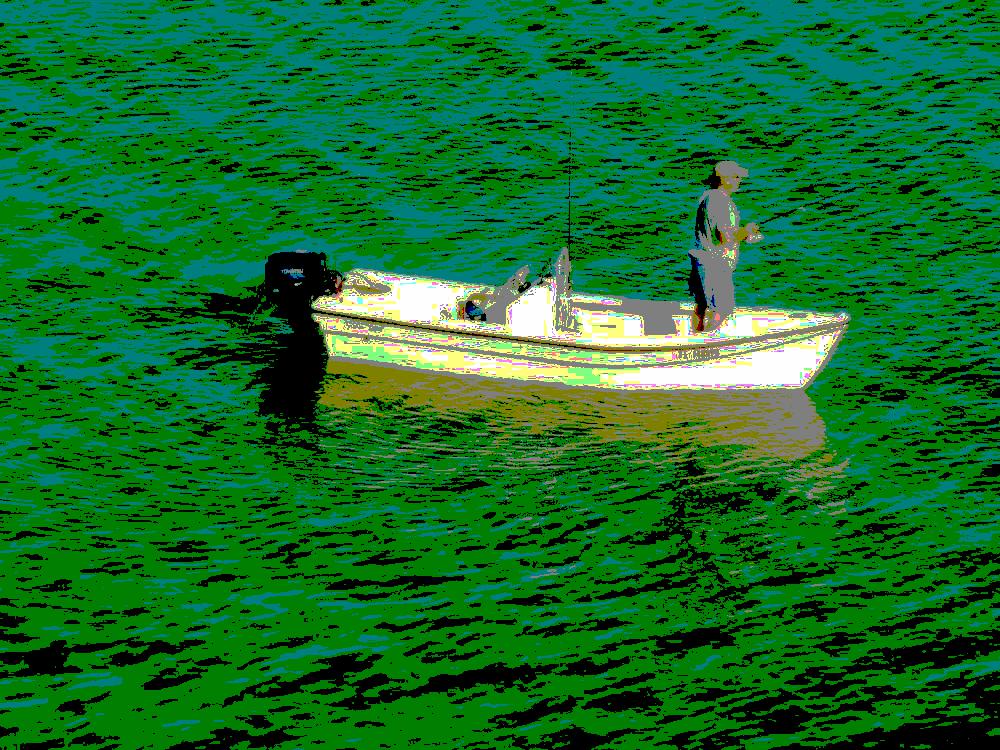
[566,124,572,255]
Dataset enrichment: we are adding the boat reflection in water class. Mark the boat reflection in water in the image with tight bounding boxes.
[317,359,838,467]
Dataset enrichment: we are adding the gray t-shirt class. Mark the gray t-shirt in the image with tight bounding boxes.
[692,188,739,258]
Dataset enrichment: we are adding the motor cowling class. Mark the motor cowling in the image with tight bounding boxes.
[264,250,342,316]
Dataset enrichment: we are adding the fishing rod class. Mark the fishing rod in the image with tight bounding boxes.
[756,184,860,227]
[757,200,822,227]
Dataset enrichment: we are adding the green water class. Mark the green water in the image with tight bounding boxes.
[1,1,997,748]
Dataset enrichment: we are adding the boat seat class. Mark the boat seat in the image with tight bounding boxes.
[573,298,681,335]
[551,247,575,331]
[482,264,530,322]
[345,270,392,295]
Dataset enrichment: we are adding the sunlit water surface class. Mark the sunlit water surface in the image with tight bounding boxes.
[1,1,996,748]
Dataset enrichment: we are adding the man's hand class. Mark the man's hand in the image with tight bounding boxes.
[744,222,764,243]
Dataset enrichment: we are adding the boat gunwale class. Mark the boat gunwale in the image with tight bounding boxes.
[311,302,850,354]
[318,322,847,373]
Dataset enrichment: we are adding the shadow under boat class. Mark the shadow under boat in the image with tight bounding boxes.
[317,358,831,463]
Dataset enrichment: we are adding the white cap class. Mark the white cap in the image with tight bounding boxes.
[714,160,749,177]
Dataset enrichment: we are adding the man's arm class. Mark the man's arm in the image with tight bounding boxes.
[717,227,740,268]
[718,222,764,267]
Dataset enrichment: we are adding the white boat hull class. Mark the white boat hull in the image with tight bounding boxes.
[313,303,846,391]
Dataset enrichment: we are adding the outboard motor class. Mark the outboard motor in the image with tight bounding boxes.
[264,250,343,320]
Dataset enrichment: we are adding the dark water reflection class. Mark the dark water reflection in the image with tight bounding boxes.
[255,327,328,420]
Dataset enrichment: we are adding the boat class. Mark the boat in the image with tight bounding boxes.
[263,248,848,391]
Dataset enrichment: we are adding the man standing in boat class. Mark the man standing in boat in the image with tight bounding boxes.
[690,160,763,331]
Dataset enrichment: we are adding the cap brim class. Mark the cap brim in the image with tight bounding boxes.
[714,161,749,177]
